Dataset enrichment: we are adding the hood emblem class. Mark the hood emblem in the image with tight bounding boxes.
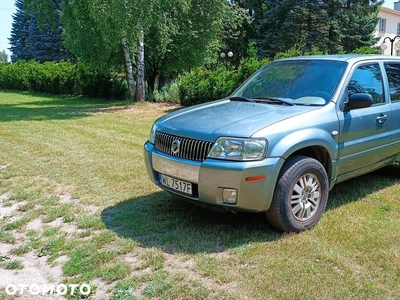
[171,140,181,155]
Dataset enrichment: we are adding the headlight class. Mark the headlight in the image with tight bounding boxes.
[149,123,158,144]
[207,137,267,161]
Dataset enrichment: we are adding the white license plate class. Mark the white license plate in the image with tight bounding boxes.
[160,174,192,195]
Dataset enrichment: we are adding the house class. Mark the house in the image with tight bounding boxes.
[376,3,400,55]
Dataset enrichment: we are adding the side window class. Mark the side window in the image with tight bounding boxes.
[384,63,400,102]
[378,18,386,32]
[347,63,384,105]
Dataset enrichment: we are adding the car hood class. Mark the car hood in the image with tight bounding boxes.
[156,99,321,141]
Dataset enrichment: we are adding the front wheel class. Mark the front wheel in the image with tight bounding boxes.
[266,155,329,232]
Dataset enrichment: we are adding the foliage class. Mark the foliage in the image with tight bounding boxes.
[60,0,125,73]
[273,48,326,60]
[26,0,230,99]
[0,51,8,63]
[9,0,74,63]
[219,1,254,68]
[146,0,227,92]
[0,61,127,99]
[178,51,269,106]
[9,0,31,62]
[152,82,181,103]
[256,0,383,58]
[178,68,238,106]
[352,46,381,54]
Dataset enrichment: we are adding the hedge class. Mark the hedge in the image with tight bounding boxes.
[0,60,127,99]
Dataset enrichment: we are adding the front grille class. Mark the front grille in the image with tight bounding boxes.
[155,132,213,162]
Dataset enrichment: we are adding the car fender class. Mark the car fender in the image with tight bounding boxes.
[265,128,338,178]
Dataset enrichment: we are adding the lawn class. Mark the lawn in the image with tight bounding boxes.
[0,90,399,300]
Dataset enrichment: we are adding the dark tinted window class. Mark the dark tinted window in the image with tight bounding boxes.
[384,63,400,102]
[348,63,384,104]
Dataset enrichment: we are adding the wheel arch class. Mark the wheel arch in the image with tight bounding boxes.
[288,146,332,181]
[265,129,336,182]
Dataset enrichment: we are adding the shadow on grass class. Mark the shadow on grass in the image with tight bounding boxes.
[101,192,280,254]
[327,164,400,210]
[102,165,400,254]
[0,91,126,122]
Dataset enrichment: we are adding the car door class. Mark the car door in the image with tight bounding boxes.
[336,62,392,180]
[383,62,400,159]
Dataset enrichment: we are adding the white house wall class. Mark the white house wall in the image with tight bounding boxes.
[375,6,400,56]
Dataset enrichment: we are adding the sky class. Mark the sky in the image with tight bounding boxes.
[0,0,397,61]
[0,0,16,59]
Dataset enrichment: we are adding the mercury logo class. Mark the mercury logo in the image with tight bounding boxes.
[171,140,181,154]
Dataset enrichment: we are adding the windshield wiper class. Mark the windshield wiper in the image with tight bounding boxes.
[255,97,295,106]
[229,96,255,103]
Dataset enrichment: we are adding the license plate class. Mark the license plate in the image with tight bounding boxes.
[160,174,192,195]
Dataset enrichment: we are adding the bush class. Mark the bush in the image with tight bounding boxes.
[352,46,380,54]
[178,57,269,107]
[77,65,127,99]
[153,81,180,103]
[0,60,128,99]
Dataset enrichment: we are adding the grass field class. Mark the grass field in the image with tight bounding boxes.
[0,90,399,300]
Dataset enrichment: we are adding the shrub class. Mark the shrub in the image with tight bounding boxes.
[178,58,269,107]
[153,81,180,103]
[352,46,380,54]
[0,60,128,99]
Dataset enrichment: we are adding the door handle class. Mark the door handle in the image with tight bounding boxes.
[376,114,388,126]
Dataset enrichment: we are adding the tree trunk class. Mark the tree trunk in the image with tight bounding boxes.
[121,39,135,102]
[135,27,145,102]
[147,63,159,95]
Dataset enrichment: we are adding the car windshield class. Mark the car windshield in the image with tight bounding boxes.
[231,59,347,106]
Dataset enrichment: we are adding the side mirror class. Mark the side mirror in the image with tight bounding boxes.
[346,93,373,110]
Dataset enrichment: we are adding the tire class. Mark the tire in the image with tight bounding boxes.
[266,155,329,232]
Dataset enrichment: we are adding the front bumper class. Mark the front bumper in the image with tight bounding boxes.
[144,141,284,212]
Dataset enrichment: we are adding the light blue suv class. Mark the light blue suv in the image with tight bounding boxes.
[144,55,400,232]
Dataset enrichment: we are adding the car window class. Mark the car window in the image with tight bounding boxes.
[384,62,400,102]
[347,63,384,105]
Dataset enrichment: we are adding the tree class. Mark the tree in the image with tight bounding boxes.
[0,51,8,63]
[28,0,227,102]
[9,0,74,62]
[27,2,74,62]
[59,0,157,102]
[9,0,31,62]
[256,0,383,58]
[23,0,238,101]
[145,0,227,91]
[218,1,254,69]
[340,0,383,52]
[72,0,228,101]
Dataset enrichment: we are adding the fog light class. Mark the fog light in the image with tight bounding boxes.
[222,188,237,204]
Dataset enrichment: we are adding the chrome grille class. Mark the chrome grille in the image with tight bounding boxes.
[155,132,213,162]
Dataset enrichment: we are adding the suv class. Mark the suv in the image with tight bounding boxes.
[144,55,400,232]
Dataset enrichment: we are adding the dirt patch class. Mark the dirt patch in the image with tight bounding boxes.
[0,164,12,170]
[0,193,110,300]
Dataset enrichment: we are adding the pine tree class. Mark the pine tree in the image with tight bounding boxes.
[256,0,383,58]
[339,0,382,53]
[9,0,74,62]
[9,0,32,62]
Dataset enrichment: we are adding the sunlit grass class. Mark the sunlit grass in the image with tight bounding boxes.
[0,90,399,299]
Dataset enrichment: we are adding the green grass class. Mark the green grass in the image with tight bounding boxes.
[0,90,399,299]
